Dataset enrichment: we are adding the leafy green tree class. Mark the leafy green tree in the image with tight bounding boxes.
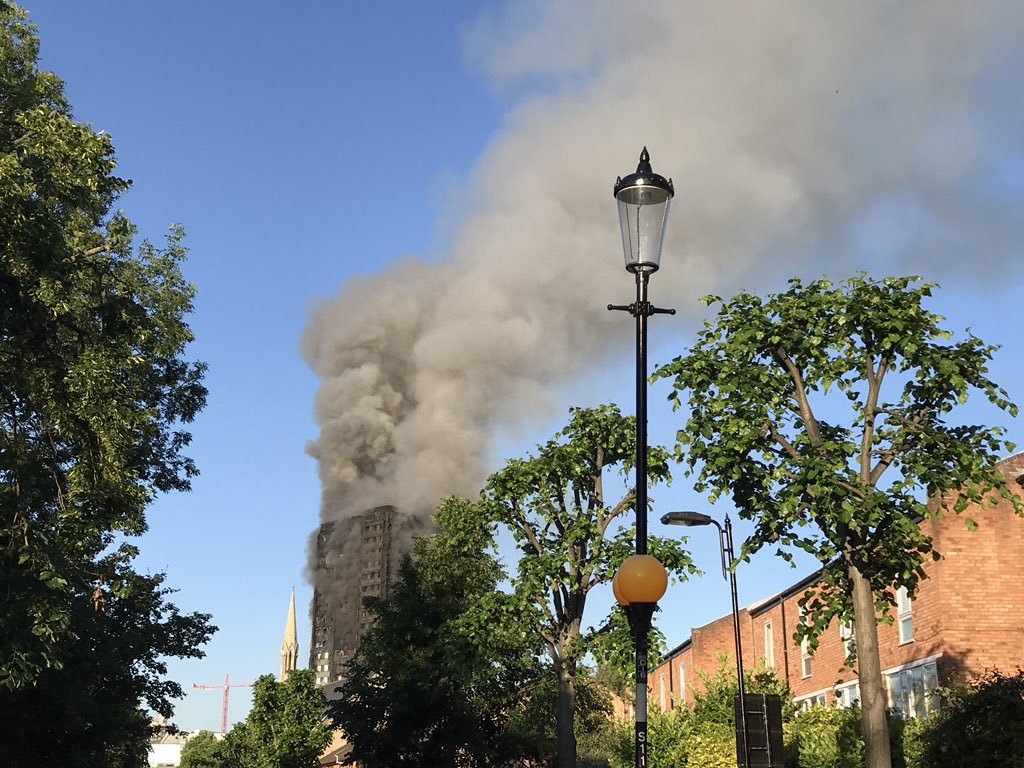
[180,731,229,768]
[0,2,207,688]
[220,720,254,767]
[0,551,215,768]
[0,3,212,761]
[505,666,617,767]
[245,670,332,768]
[654,275,1021,768]
[482,405,696,768]
[910,669,1024,768]
[330,497,541,767]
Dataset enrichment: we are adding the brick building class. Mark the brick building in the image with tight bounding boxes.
[649,453,1024,719]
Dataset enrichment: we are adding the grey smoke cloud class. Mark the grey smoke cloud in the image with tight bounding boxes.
[303,0,1024,534]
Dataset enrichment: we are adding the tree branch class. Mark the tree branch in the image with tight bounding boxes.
[513,507,545,557]
[81,244,110,258]
[774,344,824,445]
[869,403,931,485]
[603,491,635,535]
[860,352,888,485]
[763,420,801,460]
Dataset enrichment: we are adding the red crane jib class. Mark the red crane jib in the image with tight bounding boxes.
[192,674,253,733]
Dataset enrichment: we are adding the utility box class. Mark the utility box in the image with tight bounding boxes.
[735,693,785,767]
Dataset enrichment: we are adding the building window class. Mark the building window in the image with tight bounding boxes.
[799,606,812,677]
[679,663,686,703]
[835,681,860,708]
[897,586,914,644]
[763,621,775,668]
[659,675,668,711]
[887,660,938,719]
[840,620,856,661]
[795,691,827,710]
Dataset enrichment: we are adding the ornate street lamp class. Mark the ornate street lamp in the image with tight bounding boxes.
[662,511,750,768]
[609,147,674,768]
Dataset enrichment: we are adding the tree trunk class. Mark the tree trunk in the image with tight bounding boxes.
[555,659,578,768]
[849,563,892,768]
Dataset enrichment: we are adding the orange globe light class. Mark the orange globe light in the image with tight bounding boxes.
[616,554,668,604]
[612,568,629,606]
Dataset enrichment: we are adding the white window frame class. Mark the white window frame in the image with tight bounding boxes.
[840,619,856,661]
[835,680,860,708]
[800,637,812,678]
[885,656,939,719]
[678,663,686,703]
[794,689,828,710]
[763,621,775,669]
[896,586,914,644]
[659,675,668,711]
[798,606,812,678]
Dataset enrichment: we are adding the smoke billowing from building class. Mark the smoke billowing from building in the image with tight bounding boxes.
[302,2,1024,588]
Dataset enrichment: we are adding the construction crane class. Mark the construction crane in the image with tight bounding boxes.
[193,674,252,734]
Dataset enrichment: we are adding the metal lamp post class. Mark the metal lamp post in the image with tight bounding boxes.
[662,510,749,768]
[614,554,668,768]
[609,147,675,768]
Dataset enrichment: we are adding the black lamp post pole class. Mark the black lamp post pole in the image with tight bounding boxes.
[634,270,650,558]
[632,270,650,768]
[611,147,674,768]
[609,273,673,768]
[723,515,749,768]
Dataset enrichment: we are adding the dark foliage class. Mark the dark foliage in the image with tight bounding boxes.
[0,559,214,768]
[329,498,543,767]
[909,669,1024,768]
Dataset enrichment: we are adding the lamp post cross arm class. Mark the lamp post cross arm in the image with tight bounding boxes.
[607,302,677,317]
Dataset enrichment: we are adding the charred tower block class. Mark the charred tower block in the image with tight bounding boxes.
[310,505,397,686]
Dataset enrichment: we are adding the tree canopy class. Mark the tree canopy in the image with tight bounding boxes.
[482,404,696,768]
[183,672,331,768]
[0,552,214,767]
[179,731,228,768]
[0,1,208,689]
[244,670,332,768]
[330,497,542,767]
[654,274,1020,768]
[0,4,213,762]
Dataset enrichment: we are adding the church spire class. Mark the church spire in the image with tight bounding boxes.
[281,588,298,681]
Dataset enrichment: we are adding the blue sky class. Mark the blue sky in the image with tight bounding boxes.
[23,1,1024,733]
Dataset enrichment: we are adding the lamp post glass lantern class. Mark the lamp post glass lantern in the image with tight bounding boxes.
[610,148,674,768]
[614,146,674,274]
[662,511,750,768]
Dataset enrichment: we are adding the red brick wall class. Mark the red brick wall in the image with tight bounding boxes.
[928,457,1024,683]
[647,455,1024,711]
[649,647,693,709]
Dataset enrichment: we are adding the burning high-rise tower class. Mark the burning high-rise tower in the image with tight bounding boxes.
[309,505,405,686]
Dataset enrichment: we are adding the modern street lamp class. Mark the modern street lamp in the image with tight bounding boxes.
[662,511,749,768]
[609,147,675,768]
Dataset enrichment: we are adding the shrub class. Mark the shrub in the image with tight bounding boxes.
[788,706,864,768]
[915,669,1024,768]
[682,721,736,768]
[898,714,930,768]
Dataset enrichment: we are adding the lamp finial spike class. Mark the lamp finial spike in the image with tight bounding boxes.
[637,147,653,173]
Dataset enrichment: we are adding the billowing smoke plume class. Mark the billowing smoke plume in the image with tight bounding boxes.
[303,1,1024,551]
